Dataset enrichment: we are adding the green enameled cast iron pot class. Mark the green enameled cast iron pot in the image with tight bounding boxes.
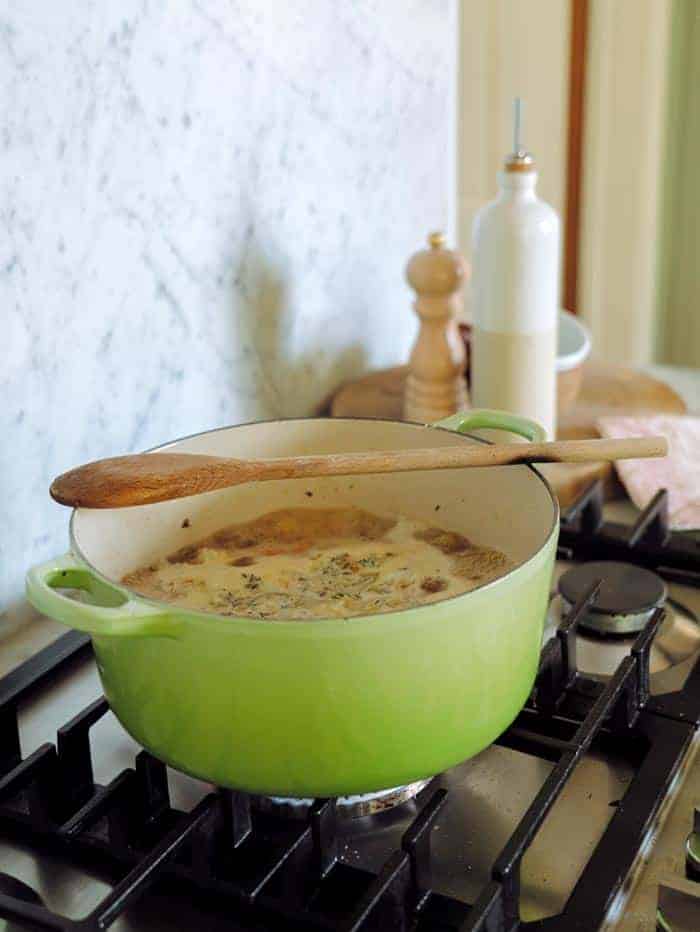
[26,410,559,798]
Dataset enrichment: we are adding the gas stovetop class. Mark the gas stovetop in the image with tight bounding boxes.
[2,480,700,932]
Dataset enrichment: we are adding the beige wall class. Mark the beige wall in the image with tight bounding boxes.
[456,0,571,315]
[457,0,676,369]
[656,0,700,368]
[579,0,672,365]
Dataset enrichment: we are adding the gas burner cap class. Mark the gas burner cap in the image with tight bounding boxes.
[559,561,667,636]
[251,780,431,820]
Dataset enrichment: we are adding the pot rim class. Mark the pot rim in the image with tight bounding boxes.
[68,416,559,627]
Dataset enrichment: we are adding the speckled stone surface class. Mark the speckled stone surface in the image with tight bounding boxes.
[1,1,451,625]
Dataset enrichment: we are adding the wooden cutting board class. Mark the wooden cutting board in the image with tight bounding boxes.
[327,359,686,506]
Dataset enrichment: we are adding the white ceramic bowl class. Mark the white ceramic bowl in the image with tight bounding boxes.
[557,309,591,413]
[558,309,592,372]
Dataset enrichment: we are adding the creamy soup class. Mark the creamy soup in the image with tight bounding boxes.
[123,507,513,620]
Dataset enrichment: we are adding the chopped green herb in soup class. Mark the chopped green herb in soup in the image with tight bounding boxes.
[123,507,513,620]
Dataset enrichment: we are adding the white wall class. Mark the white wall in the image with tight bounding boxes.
[1,1,452,625]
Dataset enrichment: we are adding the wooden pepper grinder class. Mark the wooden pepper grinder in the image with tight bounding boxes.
[403,232,469,422]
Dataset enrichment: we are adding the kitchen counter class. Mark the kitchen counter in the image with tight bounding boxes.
[644,363,700,413]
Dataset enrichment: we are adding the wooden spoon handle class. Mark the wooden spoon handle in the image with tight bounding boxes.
[51,435,668,509]
[259,436,668,480]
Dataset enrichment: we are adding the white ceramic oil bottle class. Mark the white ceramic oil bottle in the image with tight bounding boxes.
[471,100,560,439]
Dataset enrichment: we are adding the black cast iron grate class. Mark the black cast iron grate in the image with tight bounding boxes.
[2,484,700,931]
[558,480,700,588]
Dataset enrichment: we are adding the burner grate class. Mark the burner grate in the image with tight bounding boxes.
[3,493,700,930]
[558,481,700,586]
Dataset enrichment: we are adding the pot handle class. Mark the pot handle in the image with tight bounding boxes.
[26,554,181,639]
[432,408,547,443]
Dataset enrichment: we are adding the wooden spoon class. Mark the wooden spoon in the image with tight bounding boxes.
[50,435,668,509]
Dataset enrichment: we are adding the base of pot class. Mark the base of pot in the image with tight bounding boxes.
[251,779,432,820]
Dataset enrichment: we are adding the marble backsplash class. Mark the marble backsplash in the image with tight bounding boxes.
[1,1,451,624]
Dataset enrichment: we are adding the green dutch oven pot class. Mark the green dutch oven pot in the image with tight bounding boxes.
[26,410,558,798]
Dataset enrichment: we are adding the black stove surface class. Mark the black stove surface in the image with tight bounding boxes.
[2,482,700,932]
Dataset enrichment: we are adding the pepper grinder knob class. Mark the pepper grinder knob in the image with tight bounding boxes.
[403,232,469,423]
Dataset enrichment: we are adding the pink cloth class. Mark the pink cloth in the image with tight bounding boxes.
[597,415,700,529]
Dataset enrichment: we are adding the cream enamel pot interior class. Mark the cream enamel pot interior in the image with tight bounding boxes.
[27,411,559,798]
